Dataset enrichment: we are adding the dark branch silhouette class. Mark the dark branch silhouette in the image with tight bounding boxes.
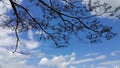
[0,0,120,53]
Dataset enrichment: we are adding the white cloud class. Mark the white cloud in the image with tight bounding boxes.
[111,50,120,56]
[74,55,106,64]
[0,29,40,51]
[28,50,45,58]
[39,52,106,68]
[0,0,11,14]
[82,0,120,18]
[69,65,76,68]
[0,47,35,68]
[0,0,120,68]
[100,60,120,65]
[82,64,87,68]
[83,0,120,10]
[85,53,99,57]
[0,27,40,68]
[99,60,120,68]
[23,30,40,50]
[100,0,120,8]
[0,0,22,24]
[0,27,40,50]
[39,53,74,68]
[0,27,16,46]
[96,66,107,68]
[28,30,34,40]
[113,65,120,68]
[90,64,95,68]
[39,55,68,68]
[23,40,39,50]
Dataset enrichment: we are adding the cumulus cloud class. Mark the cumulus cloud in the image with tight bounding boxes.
[39,52,106,68]
[39,54,74,68]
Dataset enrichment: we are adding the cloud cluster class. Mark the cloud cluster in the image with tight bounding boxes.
[0,27,40,50]
[39,50,120,68]
[0,47,35,68]
[39,52,76,68]
[0,27,41,68]
[39,52,106,68]
[0,25,40,68]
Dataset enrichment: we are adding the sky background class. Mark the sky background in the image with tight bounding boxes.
[0,0,120,68]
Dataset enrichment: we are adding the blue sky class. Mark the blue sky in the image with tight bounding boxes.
[0,0,120,68]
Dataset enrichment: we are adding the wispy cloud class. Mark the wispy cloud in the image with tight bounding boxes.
[100,60,120,65]
[74,55,106,64]
[99,60,120,68]
[111,50,120,56]
[96,66,107,68]
[85,53,99,57]
[28,30,34,40]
